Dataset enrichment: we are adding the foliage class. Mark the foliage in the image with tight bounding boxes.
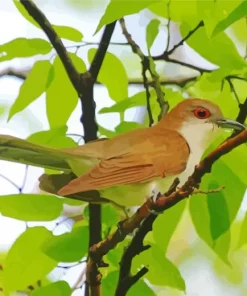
[1,0,247,295]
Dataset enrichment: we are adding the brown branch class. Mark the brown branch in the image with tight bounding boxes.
[0,67,199,87]
[79,22,116,296]
[20,0,81,91]
[85,127,247,295]
[119,17,169,120]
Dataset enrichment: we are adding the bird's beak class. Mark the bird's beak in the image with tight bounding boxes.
[216,118,246,131]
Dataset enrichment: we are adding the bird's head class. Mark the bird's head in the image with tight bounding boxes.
[160,98,246,150]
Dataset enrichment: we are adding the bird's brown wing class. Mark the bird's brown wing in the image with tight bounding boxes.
[58,128,190,196]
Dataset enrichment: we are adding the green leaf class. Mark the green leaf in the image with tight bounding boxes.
[46,53,86,128]
[149,0,199,25]
[0,194,64,221]
[31,281,72,296]
[42,226,88,262]
[221,145,247,186]
[88,48,128,102]
[3,227,57,293]
[13,1,83,42]
[212,0,247,37]
[102,204,119,228]
[128,280,156,296]
[189,160,245,263]
[207,181,230,241]
[8,60,52,121]
[95,0,163,33]
[98,125,117,138]
[132,244,185,291]
[146,19,160,54]
[53,25,83,42]
[27,126,77,148]
[237,211,247,249]
[153,200,186,253]
[98,90,152,114]
[180,22,246,70]
[115,121,144,134]
[0,38,52,62]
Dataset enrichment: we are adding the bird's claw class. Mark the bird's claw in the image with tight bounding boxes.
[148,189,163,215]
[151,189,161,203]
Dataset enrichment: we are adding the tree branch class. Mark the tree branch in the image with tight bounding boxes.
[79,22,116,296]
[20,0,81,91]
[119,17,168,120]
[85,127,247,295]
[20,2,116,295]
[0,67,199,87]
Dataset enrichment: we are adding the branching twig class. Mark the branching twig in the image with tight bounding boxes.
[166,21,204,56]
[119,18,168,120]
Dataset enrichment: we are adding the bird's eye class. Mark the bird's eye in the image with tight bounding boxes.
[193,107,211,119]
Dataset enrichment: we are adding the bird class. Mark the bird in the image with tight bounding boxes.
[0,98,245,208]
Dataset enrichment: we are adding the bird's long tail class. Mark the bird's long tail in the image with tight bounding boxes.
[0,134,76,172]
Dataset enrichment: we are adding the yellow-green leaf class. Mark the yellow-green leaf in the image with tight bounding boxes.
[189,160,245,264]
[153,200,186,253]
[212,0,247,37]
[237,211,247,249]
[42,226,88,262]
[3,227,57,293]
[8,60,52,121]
[46,53,86,128]
[146,19,160,53]
[95,0,163,34]
[0,194,64,221]
[88,48,128,102]
[132,244,185,291]
[27,126,77,148]
[180,22,246,70]
[14,1,83,42]
[31,281,72,296]
[53,25,83,42]
[0,38,52,62]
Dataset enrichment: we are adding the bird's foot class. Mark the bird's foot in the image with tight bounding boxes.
[151,189,161,203]
[148,189,163,215]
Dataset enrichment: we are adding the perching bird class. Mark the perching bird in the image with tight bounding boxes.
[0,98,244,207]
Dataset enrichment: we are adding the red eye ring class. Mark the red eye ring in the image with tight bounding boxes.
[193,107,211,119]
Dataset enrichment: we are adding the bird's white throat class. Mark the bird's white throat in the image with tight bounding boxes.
[177,122,221,184]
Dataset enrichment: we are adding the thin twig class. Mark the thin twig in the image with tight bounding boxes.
[141,57,153,126]
[119,17,168,120]
[165,0,171,52]
[226,77,240,105]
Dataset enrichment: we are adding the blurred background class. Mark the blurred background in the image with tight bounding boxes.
[1,1,247,295]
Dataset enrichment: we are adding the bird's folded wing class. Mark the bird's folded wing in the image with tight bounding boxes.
[58,129,190,196]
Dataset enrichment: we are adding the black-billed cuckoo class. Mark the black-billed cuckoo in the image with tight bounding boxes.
[0,99,245,207]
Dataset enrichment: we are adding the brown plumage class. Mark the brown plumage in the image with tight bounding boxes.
[58,128,190,195]
[57,98,225,204]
